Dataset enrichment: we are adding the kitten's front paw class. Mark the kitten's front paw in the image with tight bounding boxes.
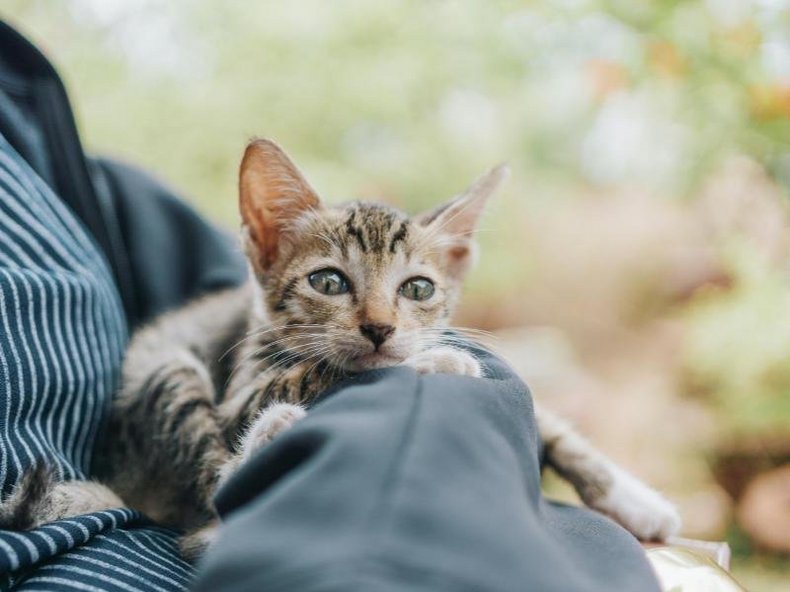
[217,403,307,488]
[592,467,682,541]
[403,347,482,377]
[241,403,307,457]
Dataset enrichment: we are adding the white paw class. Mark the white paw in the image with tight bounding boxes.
[591,467,681,541]
[241,403,307,458]
[403,347,482,377]
[217,403,307,488]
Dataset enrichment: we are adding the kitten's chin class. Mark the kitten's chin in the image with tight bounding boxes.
[342,351,404,372]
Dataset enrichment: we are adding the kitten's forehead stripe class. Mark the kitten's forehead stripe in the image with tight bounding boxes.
[389,221,408,253]
[340,202,411,263]
[345,209,368,253]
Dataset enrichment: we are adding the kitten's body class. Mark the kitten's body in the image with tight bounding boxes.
[0,140,680,558]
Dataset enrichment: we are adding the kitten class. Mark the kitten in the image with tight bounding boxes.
[0,139,680,558]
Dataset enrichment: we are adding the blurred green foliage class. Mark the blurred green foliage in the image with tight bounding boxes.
[685,245,790,434]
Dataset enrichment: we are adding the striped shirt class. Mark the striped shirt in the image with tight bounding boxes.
[0,133,194,590]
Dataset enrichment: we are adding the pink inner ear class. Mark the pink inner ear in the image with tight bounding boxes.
[239,139,321,272]
[239,164,279,271]
[442,242,475,280]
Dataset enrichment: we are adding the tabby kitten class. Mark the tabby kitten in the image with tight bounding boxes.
[0,139,680,558]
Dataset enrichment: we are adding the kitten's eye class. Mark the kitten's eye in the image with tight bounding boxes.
[399,277,435,301]
[308,268,350,296]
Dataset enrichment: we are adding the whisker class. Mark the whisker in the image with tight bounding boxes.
[220,323,332,361]
[226,339,333,385]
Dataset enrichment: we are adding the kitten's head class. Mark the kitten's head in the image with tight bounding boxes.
[239,139,507,371]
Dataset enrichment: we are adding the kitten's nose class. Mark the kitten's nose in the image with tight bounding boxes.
[359,323,395,349]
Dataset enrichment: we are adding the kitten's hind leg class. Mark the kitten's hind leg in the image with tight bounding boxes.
[536,405,681,541]
[0,466,124,530]
[105,349,232,523]
[180,519,221,563]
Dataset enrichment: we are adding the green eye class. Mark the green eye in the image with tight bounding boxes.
[308,269,350,296]
[400,277,435,301]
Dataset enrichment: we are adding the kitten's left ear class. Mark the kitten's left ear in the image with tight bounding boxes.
[239,139,322,274]
[417,164,509,279]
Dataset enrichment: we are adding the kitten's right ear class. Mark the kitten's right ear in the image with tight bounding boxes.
[239,139,322,273]
[415,164,508,280]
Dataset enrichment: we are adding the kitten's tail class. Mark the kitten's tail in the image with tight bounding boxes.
[0,464,57,530]
[0,465,125,530]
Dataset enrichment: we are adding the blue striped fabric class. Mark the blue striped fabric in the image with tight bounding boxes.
[0,133,195,590]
